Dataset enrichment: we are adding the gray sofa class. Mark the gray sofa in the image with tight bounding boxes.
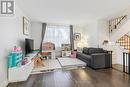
[77,47,112,69]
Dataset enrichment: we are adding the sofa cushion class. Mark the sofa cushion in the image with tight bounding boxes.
[88,48,104,54]
[82,47,95,54]
[77,52,91,60]
[82,47,89,54]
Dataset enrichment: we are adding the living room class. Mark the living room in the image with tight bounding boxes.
[0,0,130,87]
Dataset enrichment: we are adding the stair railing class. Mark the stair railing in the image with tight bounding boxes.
[109,15,127,33]
[123,52,130,74]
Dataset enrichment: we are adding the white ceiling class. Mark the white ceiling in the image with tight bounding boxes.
[16,0,130,25]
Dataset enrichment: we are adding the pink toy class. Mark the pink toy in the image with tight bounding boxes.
[70,51,77,58]
[12,46,22,52]
[12,46,17,52]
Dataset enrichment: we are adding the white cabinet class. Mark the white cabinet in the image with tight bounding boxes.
[8,53,37,83]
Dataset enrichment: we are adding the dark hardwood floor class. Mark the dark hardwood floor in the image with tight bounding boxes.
[8,68,130,87]
[113,64,129,73]
[113,64,123,72]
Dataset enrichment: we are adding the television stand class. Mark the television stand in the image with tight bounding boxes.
[8,52,38,83]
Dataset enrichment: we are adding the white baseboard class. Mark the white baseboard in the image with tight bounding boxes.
[0,80,8,87]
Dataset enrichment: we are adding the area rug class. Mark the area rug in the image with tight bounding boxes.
[31,58,86,74]
[58,57,86,68]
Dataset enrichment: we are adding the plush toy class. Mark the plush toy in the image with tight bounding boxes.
[33,53,44,68]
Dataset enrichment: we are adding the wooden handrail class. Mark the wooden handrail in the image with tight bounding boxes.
[116,15,127,26]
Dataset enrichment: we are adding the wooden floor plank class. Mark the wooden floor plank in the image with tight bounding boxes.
[7,68,130,87]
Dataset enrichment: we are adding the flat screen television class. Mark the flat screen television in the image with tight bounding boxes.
[25,38,34,55]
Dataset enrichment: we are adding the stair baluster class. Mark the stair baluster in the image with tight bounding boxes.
[109,15,127,33]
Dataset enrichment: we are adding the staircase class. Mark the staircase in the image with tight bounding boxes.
[115,34,130,74]
[108,15,130,74]
[109,15,127,33]
[116,34,130,52]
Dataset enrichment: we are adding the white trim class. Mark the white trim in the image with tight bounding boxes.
[0,80,8,87]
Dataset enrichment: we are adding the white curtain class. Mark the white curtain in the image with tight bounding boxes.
[43,24,70,48]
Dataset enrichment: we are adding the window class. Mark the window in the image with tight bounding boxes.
[43,25,70,49]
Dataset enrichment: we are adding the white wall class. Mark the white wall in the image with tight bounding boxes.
[86,21,99,47]
[97,19,124,65]
[0,6,31,87]
[97,19,109,46]
[73,25,87,49]
[31,22,42,50]
[73,21,100,49]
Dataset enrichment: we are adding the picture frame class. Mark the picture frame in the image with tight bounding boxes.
[74,33,81,41]
[23,16,29,35]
